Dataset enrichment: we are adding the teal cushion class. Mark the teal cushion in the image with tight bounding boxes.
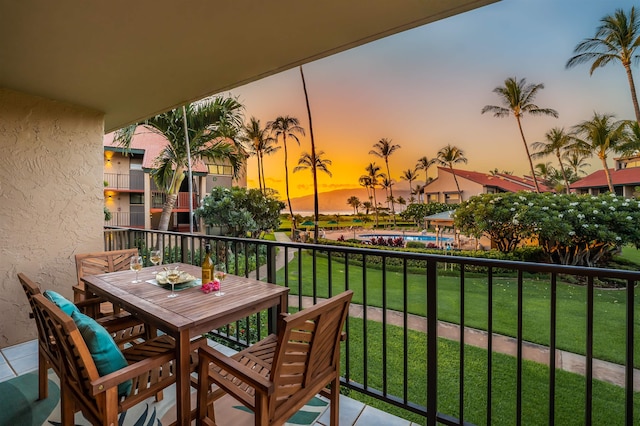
[43,290,79,316]
[70,311,132,397]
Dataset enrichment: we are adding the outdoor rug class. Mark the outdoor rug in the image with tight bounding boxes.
[0,370,329,426]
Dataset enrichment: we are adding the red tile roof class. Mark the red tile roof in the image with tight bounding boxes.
[438,167,552,192]
[570,167,640,189]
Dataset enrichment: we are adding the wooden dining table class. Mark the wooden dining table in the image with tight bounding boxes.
[82,262,290,426]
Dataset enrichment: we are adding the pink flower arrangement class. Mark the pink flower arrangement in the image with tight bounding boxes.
[201,278,221,294]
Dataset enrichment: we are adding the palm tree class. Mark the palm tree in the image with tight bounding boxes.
[571,112,628,192]
[534,162,558,188]
[416,156,436,187]
[566,7,640,122]
[564,151,591,178]
[244,117,280,194]
[266,116,305,235]
[115,97,245,231]
[347,196,361,214]
[435,144,468,201]
[400,168,419,203]
[482,77,559,193]
[370,138,401,223]
[531,127,574,193]
[358,175,373,202]
[364,162,384,227]
[294,150,332,241]
[380,174,393,209]
[293,151,332,177]
[362,201,373,215]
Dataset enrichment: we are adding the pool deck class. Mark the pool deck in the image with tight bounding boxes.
[320,228,476,249]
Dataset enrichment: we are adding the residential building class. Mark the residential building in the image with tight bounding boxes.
[423,167,551,203]
[570,154,640,197]
[103,130,245,230]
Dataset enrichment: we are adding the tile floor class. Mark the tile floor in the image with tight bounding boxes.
[0,339,419,426]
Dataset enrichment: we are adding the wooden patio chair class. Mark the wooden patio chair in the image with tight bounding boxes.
[31,292,202,426]
[17,273,146,400]
[73,248,139,314]
[196,290,353,426]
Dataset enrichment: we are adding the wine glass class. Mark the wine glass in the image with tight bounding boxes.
[213,263,226,296]
[130,255,143,283]
[166,266,181,298]
[149,249,162,272]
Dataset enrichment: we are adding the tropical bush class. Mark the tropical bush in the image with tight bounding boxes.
[197,186,284,237]
[455,192,640,266]
[400,202,453,226]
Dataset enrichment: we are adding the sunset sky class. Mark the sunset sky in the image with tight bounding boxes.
[227,0,638,200]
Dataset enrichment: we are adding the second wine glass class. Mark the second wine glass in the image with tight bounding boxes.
[213,263,226,296]
[130,255,143,283]
[166,266,181,298]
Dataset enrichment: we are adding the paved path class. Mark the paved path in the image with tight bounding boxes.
[270,233,639,392]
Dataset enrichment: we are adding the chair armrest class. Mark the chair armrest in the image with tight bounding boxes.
[95,314,143,334]
[90,349,174,396]
[199,345,274,396]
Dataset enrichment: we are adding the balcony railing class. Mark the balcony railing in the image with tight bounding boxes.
[104,171,144,191]
[151,191,198,209]
[105,211,145,228]
[103,227,640,425]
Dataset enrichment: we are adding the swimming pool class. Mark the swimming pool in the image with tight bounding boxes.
[359,234,453,242]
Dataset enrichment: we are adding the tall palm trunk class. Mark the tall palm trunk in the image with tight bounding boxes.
[600,155,615,192]
[384,159,396,226]
[282,135,297,236]
[158,165,186,231]
[450,166,463,202]
[555,152,571,194]
[516,116,541,193]
[371,185,379,227]
[256,152,263,193]
[300,66,319,242]
[624,63,640,123]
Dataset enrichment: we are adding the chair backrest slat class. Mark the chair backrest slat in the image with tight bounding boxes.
[75,248,139,286]
[270,290,352,419]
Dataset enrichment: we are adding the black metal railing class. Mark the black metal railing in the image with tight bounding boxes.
[103,227,639,425]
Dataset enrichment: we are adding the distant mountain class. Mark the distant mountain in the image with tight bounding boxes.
[287,187,412,214]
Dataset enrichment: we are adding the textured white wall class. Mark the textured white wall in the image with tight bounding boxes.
[0,88,105,347]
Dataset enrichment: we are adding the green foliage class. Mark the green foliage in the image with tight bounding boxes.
[405,241,426,249]
[399,202,453,225]
[197,186,284,237]
[103,206,112,221]
[455,192,640,266]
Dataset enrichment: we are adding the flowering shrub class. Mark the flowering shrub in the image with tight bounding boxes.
[201,279,221,294]
[454,192,640,266]
[369,236,405,247]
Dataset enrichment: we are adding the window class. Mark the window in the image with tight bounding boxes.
[207,164,233,175]
[130,193,144,205]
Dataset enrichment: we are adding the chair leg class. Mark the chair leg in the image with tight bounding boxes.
[37,352,48,400]
[255,393,268,426]
[60,385,75,426]
[330,376,340,425]
[155,390,164,402]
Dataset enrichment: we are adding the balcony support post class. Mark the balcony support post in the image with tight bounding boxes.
[426,259,437,426]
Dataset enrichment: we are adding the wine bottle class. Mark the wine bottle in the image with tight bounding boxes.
[201,244,213,283]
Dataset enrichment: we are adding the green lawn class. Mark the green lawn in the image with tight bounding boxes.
[276,251,640,367]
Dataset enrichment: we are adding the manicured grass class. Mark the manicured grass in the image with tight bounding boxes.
[276,251,640,367]
[618,244,640,264]
[343,317,640,425]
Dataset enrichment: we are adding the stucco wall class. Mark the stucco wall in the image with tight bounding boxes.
[0,88,105,347]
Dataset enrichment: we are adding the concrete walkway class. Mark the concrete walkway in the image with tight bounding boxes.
[272,233,640,392]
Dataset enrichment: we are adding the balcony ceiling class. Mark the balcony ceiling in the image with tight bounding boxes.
[0,0,497,132]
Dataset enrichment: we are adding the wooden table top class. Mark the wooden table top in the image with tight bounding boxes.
[81,263,289,337]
